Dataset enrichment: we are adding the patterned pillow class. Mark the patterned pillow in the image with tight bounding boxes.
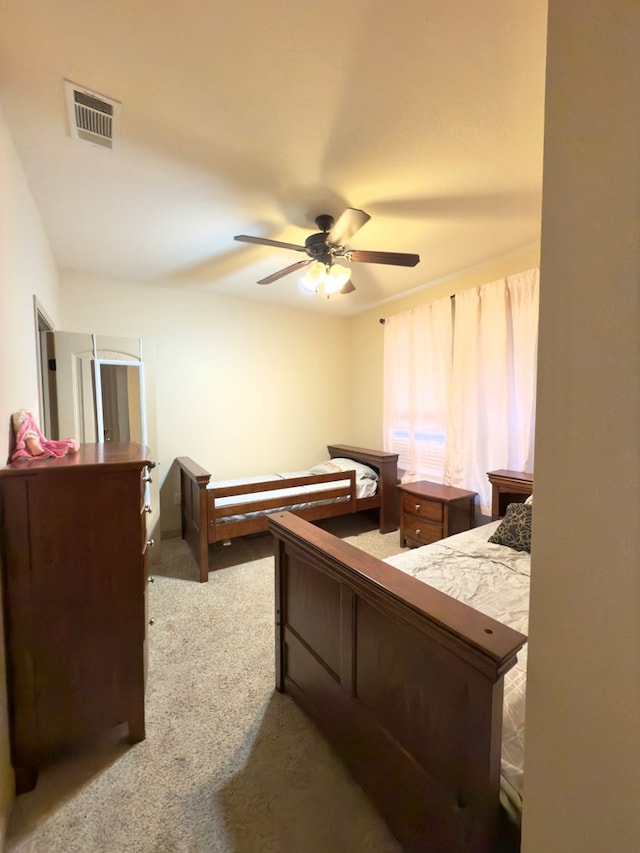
[489,502,533,552]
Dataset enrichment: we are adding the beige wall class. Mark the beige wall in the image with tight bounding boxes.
[0,108,61,418]
[0,105,62,845]
[522,2,640,851]
[348,243,540,448]
[60,272,351,537]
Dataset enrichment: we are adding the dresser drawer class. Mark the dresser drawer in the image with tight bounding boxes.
[140,464,155,551]
[400,493,443,523]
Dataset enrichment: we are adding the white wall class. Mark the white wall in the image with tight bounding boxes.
[0,104,62,846]
[60,272,351,535]
[522,3,640,850]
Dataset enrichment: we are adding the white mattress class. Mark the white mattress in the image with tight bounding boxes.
[384,521,529,819]
[207,470,377,523]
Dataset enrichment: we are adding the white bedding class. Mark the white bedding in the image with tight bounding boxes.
[384,520,529,820]
[207,469,377,523]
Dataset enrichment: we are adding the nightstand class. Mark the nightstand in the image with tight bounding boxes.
[397,480,477,548]
[487,470,533,520]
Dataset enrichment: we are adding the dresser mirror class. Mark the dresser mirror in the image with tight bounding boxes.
[40,330,147,447]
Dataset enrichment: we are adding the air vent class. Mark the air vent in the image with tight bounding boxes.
[64,80,120,149]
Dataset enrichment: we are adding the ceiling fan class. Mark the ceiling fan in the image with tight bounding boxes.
[234,207,420,294]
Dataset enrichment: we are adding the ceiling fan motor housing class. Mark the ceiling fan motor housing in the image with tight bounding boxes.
[314,214,334,233]
[304,230,334,262]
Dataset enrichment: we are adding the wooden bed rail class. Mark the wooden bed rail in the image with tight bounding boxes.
[269,511,526,853]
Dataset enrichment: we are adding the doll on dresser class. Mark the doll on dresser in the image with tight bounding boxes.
[10,409,79,462]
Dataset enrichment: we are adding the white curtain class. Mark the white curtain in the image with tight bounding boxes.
[383,297,452,482]
[382,268,539,513]
[444,268,539,512]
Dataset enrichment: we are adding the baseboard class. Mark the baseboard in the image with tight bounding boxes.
[161,528,180,540]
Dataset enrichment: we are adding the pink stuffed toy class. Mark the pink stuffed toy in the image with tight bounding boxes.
[10,409,79,462]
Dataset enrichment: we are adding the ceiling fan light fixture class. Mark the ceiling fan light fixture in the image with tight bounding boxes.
[301,261,352,296]
[300,260,326,293]
[324,263,351,294]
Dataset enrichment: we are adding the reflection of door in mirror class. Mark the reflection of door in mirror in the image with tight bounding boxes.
[99,364,143,443]
[41,331,146,446]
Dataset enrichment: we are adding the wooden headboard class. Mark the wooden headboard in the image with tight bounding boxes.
[487,470,534,520]
[327,444,399,533]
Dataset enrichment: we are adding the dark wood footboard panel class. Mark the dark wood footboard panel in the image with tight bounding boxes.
[269,512,526,853]
[176,457,211,583]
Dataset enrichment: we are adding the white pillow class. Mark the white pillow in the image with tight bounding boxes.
[524,494,533,505]
[310,457,379,481]
[309,460,342,476]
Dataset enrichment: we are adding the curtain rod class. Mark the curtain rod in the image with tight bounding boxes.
[379,293,456,323]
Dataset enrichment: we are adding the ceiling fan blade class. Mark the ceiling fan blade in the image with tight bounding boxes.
[257,259,311,285]
[327,208,371,245]
[344,249,420,267]
[340,280,356,294]
[234,235,307,252]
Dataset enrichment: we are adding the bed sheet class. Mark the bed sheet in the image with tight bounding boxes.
[384,521,529,819]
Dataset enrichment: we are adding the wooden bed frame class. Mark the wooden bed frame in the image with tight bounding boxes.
[268,510,528,853]
[177,444,399,583]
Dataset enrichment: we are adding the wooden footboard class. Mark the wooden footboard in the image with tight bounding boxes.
[269,511,526,853]
[176,456,211,583]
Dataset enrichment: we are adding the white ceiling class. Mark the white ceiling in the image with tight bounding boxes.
[0,1,547,317]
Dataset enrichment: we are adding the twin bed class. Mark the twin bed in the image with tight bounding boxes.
[269,477,532,853]
[177,444,399,583]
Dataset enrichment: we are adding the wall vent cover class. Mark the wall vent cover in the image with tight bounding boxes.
[64,80,120,149]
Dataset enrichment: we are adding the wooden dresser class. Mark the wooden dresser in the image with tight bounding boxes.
[397,480,477,548]
[0,442,154,793]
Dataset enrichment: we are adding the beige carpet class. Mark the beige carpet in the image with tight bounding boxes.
[7,514,408,853]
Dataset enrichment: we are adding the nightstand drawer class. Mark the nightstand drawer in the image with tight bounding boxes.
[403,517,442,547]
[400,493,443,523]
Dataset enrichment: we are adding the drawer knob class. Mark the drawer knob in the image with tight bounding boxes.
[414,503,421,511]
[147,538,155,548]
[148,576,155,583]
[415,528,421,535]
[149,618,154,626]
[144,505,152,513]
